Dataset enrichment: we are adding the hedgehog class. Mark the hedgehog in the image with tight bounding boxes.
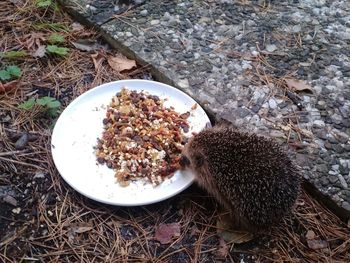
[179,124,301,232]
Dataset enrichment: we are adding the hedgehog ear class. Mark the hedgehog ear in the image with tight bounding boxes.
[193,153,205,167]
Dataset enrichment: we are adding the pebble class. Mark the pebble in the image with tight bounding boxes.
[268,98,277,109]
[338,174,348,189]
[140,10,148,16]
[329,175,338,183]
[342,201,350,210]
[235,108,251,118]
[34,171,46,179]
[150,19,160,25]
[12,207,21,214]
[313,120,325,128]
[266,44,277,52]
[15,133,29,150]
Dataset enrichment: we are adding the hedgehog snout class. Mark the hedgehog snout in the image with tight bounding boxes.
[179,155,191,169]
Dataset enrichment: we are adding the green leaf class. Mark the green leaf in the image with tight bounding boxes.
[47,100,61,108]
[36,96,54,106]
[6,65,22,78]
[47,107,60,117]
[48,33,65,44]
[18,98,36,110]
[36,0,52,7]
[46,45,69,56]
[37,96,61,109]
[0,70,11,81]
[0,50,27,59]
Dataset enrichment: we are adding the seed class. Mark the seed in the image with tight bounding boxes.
[97,157,105,164]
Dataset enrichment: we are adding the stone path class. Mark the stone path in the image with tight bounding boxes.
[59,0,350,221]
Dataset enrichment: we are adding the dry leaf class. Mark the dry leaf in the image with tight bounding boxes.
[91,52,105,71]
[307,239,328,250]
[285,78,313,93]
[217,237,229,258]
[305,230,316,240]
[71,39,102,52]
[216,214,254,244]
[0,80,19,93]
[33,45,46,58]
[155,223,181,244]
[70,223,93,233]
[2,195,18,206]
[71,22,84,31]
[107,55,136,73]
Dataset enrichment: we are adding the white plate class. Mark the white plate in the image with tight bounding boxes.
[51,79,211,206]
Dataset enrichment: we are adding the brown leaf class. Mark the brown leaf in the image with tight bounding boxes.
[70,223,93,233]
[305,230,316,240]
[91,52,105,71]
[155,223,181,244]
[71,39,103,52]
[71,22,84,31]
[285,78,313,93]
[307,239,328,250]
[217,237,229,258]
[216,214,254,244]
[0,80,19,93]
[33,45,46,58]
[347,218,350,229]
[107,55,136,73]
[2,195,18,206]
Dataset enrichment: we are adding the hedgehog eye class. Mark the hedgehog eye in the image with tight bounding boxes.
[179,155,191,167]
[193,153,204,167]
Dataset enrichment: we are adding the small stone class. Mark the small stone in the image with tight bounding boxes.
[15,133,29,150]
[339,107,349,118]
[12,207,21,214]
[328,175,338,183]
[268,98,277,109]
[251,105,261,113]
[327,135,338,144]
[332,144,344,154]
[34,171,46,179]
[316,100,326,110]
[320,177,329,186]
[324,142,332,150]
[313,120,325,128]
[339,165,349,175]
[125,32,133,37]
[278,102,288,108]
[331,164,340,171]
[235,108,251,118]
[292,24,302,33]
[342,201,350,211]
[316,164,328,173]
[140,10,148,16]
[338,174,348,189]
[266,44,277,52]
[343,119,350,128]
[150,20,160,25]
[178,79,189,89]
[251,51,259,57]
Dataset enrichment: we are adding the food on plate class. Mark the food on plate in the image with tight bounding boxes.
[94,87,191,187]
